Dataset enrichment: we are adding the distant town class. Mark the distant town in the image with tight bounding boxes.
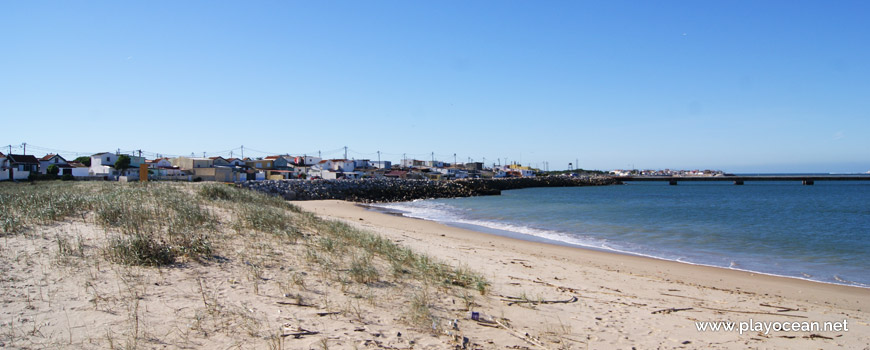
[1,148,725,183]
[609,169,727,177]
[1,149,547,183]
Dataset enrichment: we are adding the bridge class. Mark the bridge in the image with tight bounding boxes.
[611,175,870,185]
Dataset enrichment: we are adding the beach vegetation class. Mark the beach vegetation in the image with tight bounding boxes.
[1,181,489,347]
[56,233,85,259]
[348,252,379,283]
[106,232,175,266]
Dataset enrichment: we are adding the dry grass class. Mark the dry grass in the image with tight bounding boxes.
[0,181,489,348]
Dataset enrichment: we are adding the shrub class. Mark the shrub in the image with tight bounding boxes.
[197,184,235,201]
[106,233,175,266]
[348,253,379,283]
[27,173,59,181]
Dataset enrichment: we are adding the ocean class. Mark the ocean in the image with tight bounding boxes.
[372,180,870,287]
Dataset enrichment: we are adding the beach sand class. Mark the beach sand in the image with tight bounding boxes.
[2,189,868,349]
[295,200,870,349]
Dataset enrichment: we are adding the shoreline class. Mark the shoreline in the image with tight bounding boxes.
[296,200,868,313]
[295,199,870,347]
[364,203,870,290]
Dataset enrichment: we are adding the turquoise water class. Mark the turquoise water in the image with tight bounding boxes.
[373,181,870,287]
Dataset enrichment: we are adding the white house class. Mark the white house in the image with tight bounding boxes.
[3,154,40,181]
[318,169,361,180]
[320,159,355,173]
[66,162,91,177]
[147,158,173,168]
[433,167,469,179]
[146,158,186,179]
[39,154,69,174]
[294,156,321,166]
[90,152,118,176]
[89,152,146,178]
[371,161,391,169]
[401,159,426,168]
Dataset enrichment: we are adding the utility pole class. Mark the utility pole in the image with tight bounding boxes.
[453,153,456,165]
[377,151,381,165]
[344,146,348,160]
[203,152,206,158]
[318,150,321,158]
[431,152,434,163]
[241,145,244,159]
[138,150,142,158]
[22,143,26,155]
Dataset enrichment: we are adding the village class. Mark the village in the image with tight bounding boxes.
[0,150,540,182]
[609,168,727,177]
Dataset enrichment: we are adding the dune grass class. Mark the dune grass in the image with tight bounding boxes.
[0,182,215,265]
[1,181,487,292]
[0,180,494,349]
[196,183,488,293]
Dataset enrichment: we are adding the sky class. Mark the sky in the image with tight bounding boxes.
[1,1,868,172]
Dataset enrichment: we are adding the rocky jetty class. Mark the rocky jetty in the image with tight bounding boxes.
[242,176,618,203]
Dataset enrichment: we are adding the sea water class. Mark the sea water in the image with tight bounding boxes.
[372,181,870,287]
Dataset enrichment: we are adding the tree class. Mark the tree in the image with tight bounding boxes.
[46,164,59,175]
[73,156,91,167]
[115,155,131,172]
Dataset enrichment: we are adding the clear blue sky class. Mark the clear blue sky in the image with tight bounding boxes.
[2,1,868,172]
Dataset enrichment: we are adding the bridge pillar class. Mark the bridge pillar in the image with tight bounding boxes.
[802,180,814,185]
[734,180,744,185]
[669,180,678,186]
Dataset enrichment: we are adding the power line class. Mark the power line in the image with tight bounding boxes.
[0,142,562,170]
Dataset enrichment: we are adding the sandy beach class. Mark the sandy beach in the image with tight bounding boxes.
[296,200,870,349]
[2,182,868,349]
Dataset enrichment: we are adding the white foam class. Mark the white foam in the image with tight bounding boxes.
[370,201,870,289]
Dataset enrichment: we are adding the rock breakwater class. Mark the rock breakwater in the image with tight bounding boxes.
[242,176,618,203]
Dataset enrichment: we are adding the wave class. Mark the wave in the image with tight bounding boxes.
[372,201,721,266]
[369,200,870,289]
